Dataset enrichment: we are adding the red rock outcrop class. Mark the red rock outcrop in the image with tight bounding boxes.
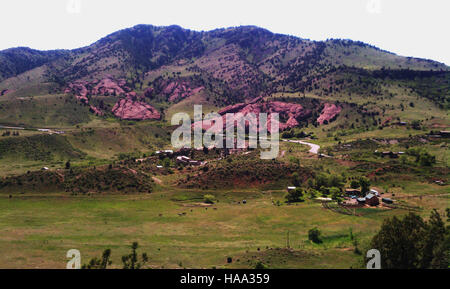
[156,80,204,102]
[91,77,127,96]
[317,103,342,124]
[193,98,312,133]
[112,98,161,120]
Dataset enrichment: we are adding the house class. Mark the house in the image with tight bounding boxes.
[439,131,450,138]
[382,198,394,204]
[365,193,380,206]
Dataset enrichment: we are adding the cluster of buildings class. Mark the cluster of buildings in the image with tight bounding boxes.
[344,188,393,206]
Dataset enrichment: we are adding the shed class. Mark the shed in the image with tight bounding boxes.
[382,198,394,204]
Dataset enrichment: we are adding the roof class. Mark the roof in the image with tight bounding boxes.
[370,189,379,194]
[365,193,376,199]
[357,198,366,202]
[287,186,297,190]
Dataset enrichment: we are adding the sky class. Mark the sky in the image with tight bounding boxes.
[0,0,449,65]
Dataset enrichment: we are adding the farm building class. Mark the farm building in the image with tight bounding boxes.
[365,193,380,206]
[439,131,450,138]
[370,189,380,196]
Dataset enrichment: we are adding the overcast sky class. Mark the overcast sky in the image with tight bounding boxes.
[0,0,449,65]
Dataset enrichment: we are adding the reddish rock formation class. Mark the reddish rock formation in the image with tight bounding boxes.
[91,77,127,96]
[317,103,342,124]
[193,98,312,133]
[112,98,161,120]
[158,80,204,102]
[64,81,89,103]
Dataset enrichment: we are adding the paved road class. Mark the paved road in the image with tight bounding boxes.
[282,139,321,154]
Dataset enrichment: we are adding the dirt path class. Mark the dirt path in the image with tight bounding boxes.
[282,139,321,154]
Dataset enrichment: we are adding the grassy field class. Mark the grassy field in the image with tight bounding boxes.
[0,156,447,269]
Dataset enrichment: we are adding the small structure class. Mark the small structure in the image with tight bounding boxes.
[370,189,380,196]
[287,186,297,193]
[382,198,394,204]
[176,156,191,164]
[155,150,174,156]
[156,165,163,169]
[176,156,202,166]
[381,151,399,159]
[41,167,49,171]
[356,197,366,204]
[439,131,450,138]
[365,193,380,206]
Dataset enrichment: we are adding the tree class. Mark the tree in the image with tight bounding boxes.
[122,242,149,269]
[370,211,448,269]
[350,180,360,189]
[330,187,343,204]
[292,172,301,186]
[82,249,112,269]
[285,188,305,203]
[359,176,371,194]
[65,160,71,170]
[308,227,322,244]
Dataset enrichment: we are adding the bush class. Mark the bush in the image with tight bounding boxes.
[203,194,215,204]
[308,227,322,244]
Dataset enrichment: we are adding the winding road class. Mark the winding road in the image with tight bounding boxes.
[282,139,321,154]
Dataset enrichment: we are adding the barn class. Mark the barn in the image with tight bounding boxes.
[365,193,380,206]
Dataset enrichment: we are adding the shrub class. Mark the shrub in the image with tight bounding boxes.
[308,228,322,244]
[203,194,215,204]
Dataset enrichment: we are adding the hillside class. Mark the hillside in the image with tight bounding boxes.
[0,25,448,128]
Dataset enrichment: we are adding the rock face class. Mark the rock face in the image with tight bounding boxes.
[193,98,312,133]
[317,103,342,124]
[91,77,127,96]
[112,98,161,120]
[151,80,204,102]
[64,75,161,120]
